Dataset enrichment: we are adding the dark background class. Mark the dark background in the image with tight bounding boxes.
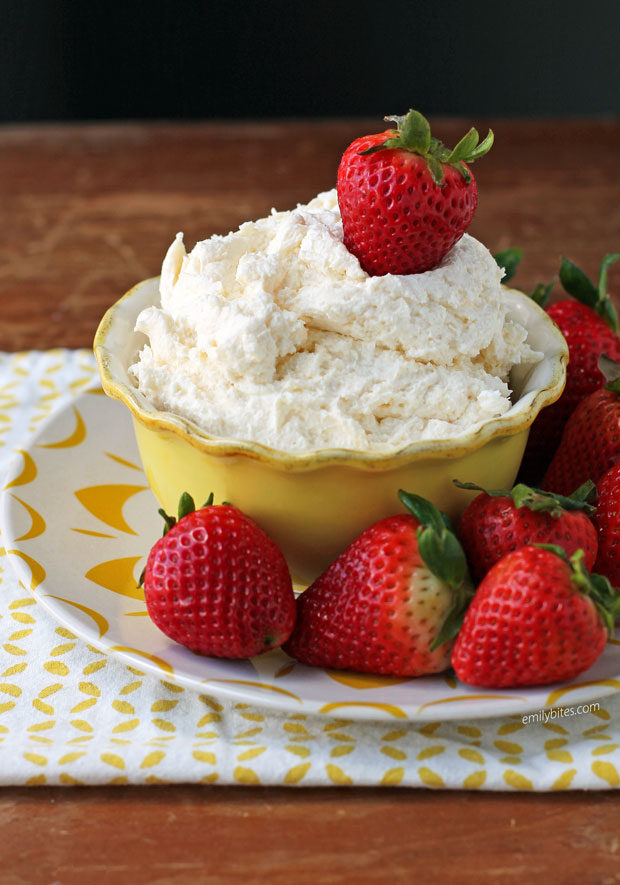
[2,0,620,122]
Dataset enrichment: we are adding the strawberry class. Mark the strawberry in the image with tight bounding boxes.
[283,491,472,677]
[542,356,620,496]
[337,109,493,276]
[142,493,295,658]
[594,463,620,588]
[455,479,598,583]
[520,253,620,480]
[451,545,620,689]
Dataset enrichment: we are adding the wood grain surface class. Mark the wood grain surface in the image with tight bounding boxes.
[1,118,620,883]
[2,118,620,352]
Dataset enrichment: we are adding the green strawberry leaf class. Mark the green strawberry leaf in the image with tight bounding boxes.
[358,109,492,185]
[467,129,494,161]
[360,137,401,155]
[589,573,620,635]
[598,253,620,298]
[560,255,619,333]
[559,257,599,305]
[570,480,598,505]
[445,127,480,164]
[178,491,196,521]
[493,247,523,284]
[398,490,446,534]
[454,479,596,516]
[534,542,569,560]
[158,490,203,536]
[399,489,468,590]
[399,488,473,648]
[511,482,596,516]
[597,253,620,333]
[158,508,176,537]
[425,153,445,187]
[430,581,475,650]
[429,136,450,162]
[454,160,471,185]
[417,525,467,591]
[567,549,620,636]
[597,298,619,335]
[391,109,431,154]
[529,280,555,308]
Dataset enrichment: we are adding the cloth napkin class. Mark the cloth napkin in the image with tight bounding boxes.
[1,349,619,790]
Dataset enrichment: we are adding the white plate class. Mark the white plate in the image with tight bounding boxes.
[2,390,620,722]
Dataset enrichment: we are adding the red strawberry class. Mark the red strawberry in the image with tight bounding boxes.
[337,109,493,276]
[284,491,472,677]
[594,463,620,588]
[521,254,620,479]
[143,493,295,658]
[542,356,620,496]
[455,480,598,583]
[451,545,620,688]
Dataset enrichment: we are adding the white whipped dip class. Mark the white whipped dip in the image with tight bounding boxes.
[130,189,540,453]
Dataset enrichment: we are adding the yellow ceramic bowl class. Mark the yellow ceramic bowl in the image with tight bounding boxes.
[94,278,568,585]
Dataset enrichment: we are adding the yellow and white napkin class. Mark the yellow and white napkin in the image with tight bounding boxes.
[0,349,619,789]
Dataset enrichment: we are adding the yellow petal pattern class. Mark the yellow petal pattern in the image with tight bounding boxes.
[74,484,147,535]
[545,680,620,706]
[319,702,407,719]
[84,557,144,600]
[7,550,46,591]
[37,406,86,449]
[3,450,37,489]
[43,595,110,638]
[325,670,413,690]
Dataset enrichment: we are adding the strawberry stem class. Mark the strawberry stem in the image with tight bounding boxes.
[454,479,596,516]
[361,109,493,187]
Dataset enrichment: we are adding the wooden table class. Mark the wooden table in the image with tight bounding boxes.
[1,119,620,883]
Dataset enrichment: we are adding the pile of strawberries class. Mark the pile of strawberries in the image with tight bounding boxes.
[141,109,620,691]
[142,476,620,691]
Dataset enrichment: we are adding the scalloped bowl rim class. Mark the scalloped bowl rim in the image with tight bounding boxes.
[94,277,568,472]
